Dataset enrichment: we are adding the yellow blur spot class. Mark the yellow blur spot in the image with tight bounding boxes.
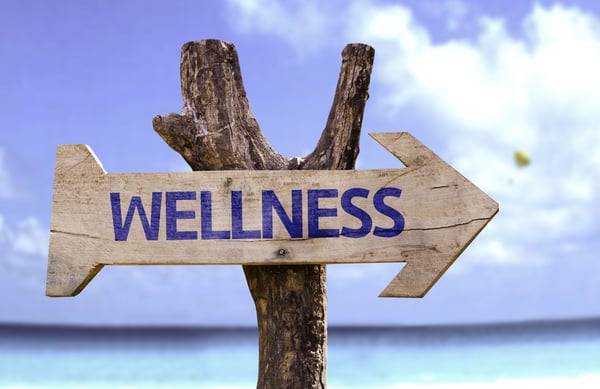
[514,150,530,167]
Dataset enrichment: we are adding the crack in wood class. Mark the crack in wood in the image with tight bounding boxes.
[404,217,489,232]
[50,229,103,240]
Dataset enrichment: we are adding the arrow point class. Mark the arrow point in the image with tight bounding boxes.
[379,213,498,298]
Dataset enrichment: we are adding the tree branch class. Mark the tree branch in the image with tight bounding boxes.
[301,44,374,170]
[153,39,287,171]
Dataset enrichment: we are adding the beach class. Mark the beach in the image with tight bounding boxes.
[1,318,599,388]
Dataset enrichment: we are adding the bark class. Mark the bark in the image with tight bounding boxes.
[153,40,287,171]
[153,39,374,389]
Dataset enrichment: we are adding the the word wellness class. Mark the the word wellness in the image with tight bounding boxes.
[110,187,405,241]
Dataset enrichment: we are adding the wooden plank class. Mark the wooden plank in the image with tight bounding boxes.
[47,132,498,297]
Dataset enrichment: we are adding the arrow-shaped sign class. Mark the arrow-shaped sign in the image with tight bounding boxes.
[47,132,498,298]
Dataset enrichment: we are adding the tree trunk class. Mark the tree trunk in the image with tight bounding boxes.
[153,39,374,389]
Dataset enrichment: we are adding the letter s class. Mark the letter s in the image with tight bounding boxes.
[341,188,372,238]
[373,188,404,238]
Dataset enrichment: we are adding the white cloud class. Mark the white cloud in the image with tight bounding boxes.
[0,214,48,278]
[358,4,600,267]
[424,0,469,32]
[444,0,469,31]
[12,217,49,258]
[0,146,48,261]
[0,148,17,199]
[0,214,7,241]
[226,1,600,269]
[227,0,339,53]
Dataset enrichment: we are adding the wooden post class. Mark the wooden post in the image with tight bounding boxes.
[153,39,374,388]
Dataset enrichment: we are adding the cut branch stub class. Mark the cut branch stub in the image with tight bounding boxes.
[301,43,374,170]
[153,39,287,171]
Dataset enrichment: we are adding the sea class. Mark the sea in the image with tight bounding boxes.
[0,318,599,389]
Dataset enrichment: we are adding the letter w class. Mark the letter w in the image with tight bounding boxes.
[110,192,162,241]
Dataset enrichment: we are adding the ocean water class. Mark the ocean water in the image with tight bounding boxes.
[0,318,599,389]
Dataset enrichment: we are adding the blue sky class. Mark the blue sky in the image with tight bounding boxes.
[1,0,600,326]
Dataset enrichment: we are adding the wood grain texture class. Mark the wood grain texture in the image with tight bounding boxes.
[46,39,498,388]
[152,40,373,389]
[152,40,288,171]
[47,133,498,297]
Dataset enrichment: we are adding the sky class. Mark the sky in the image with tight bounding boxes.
[1,0,600,326]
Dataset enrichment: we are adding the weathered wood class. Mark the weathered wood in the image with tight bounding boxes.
[46,133,499,298]
[154,39,373,389]
[153,40,288,171]
[244,264,327,388]
[300,44,374,170]
[45,38,499,388]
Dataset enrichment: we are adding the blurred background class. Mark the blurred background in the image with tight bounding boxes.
[1,1,599,388]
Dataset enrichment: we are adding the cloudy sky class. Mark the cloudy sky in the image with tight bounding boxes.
[1,0,599,326]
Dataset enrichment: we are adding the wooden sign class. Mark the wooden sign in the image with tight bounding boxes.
[47,132,498,298]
